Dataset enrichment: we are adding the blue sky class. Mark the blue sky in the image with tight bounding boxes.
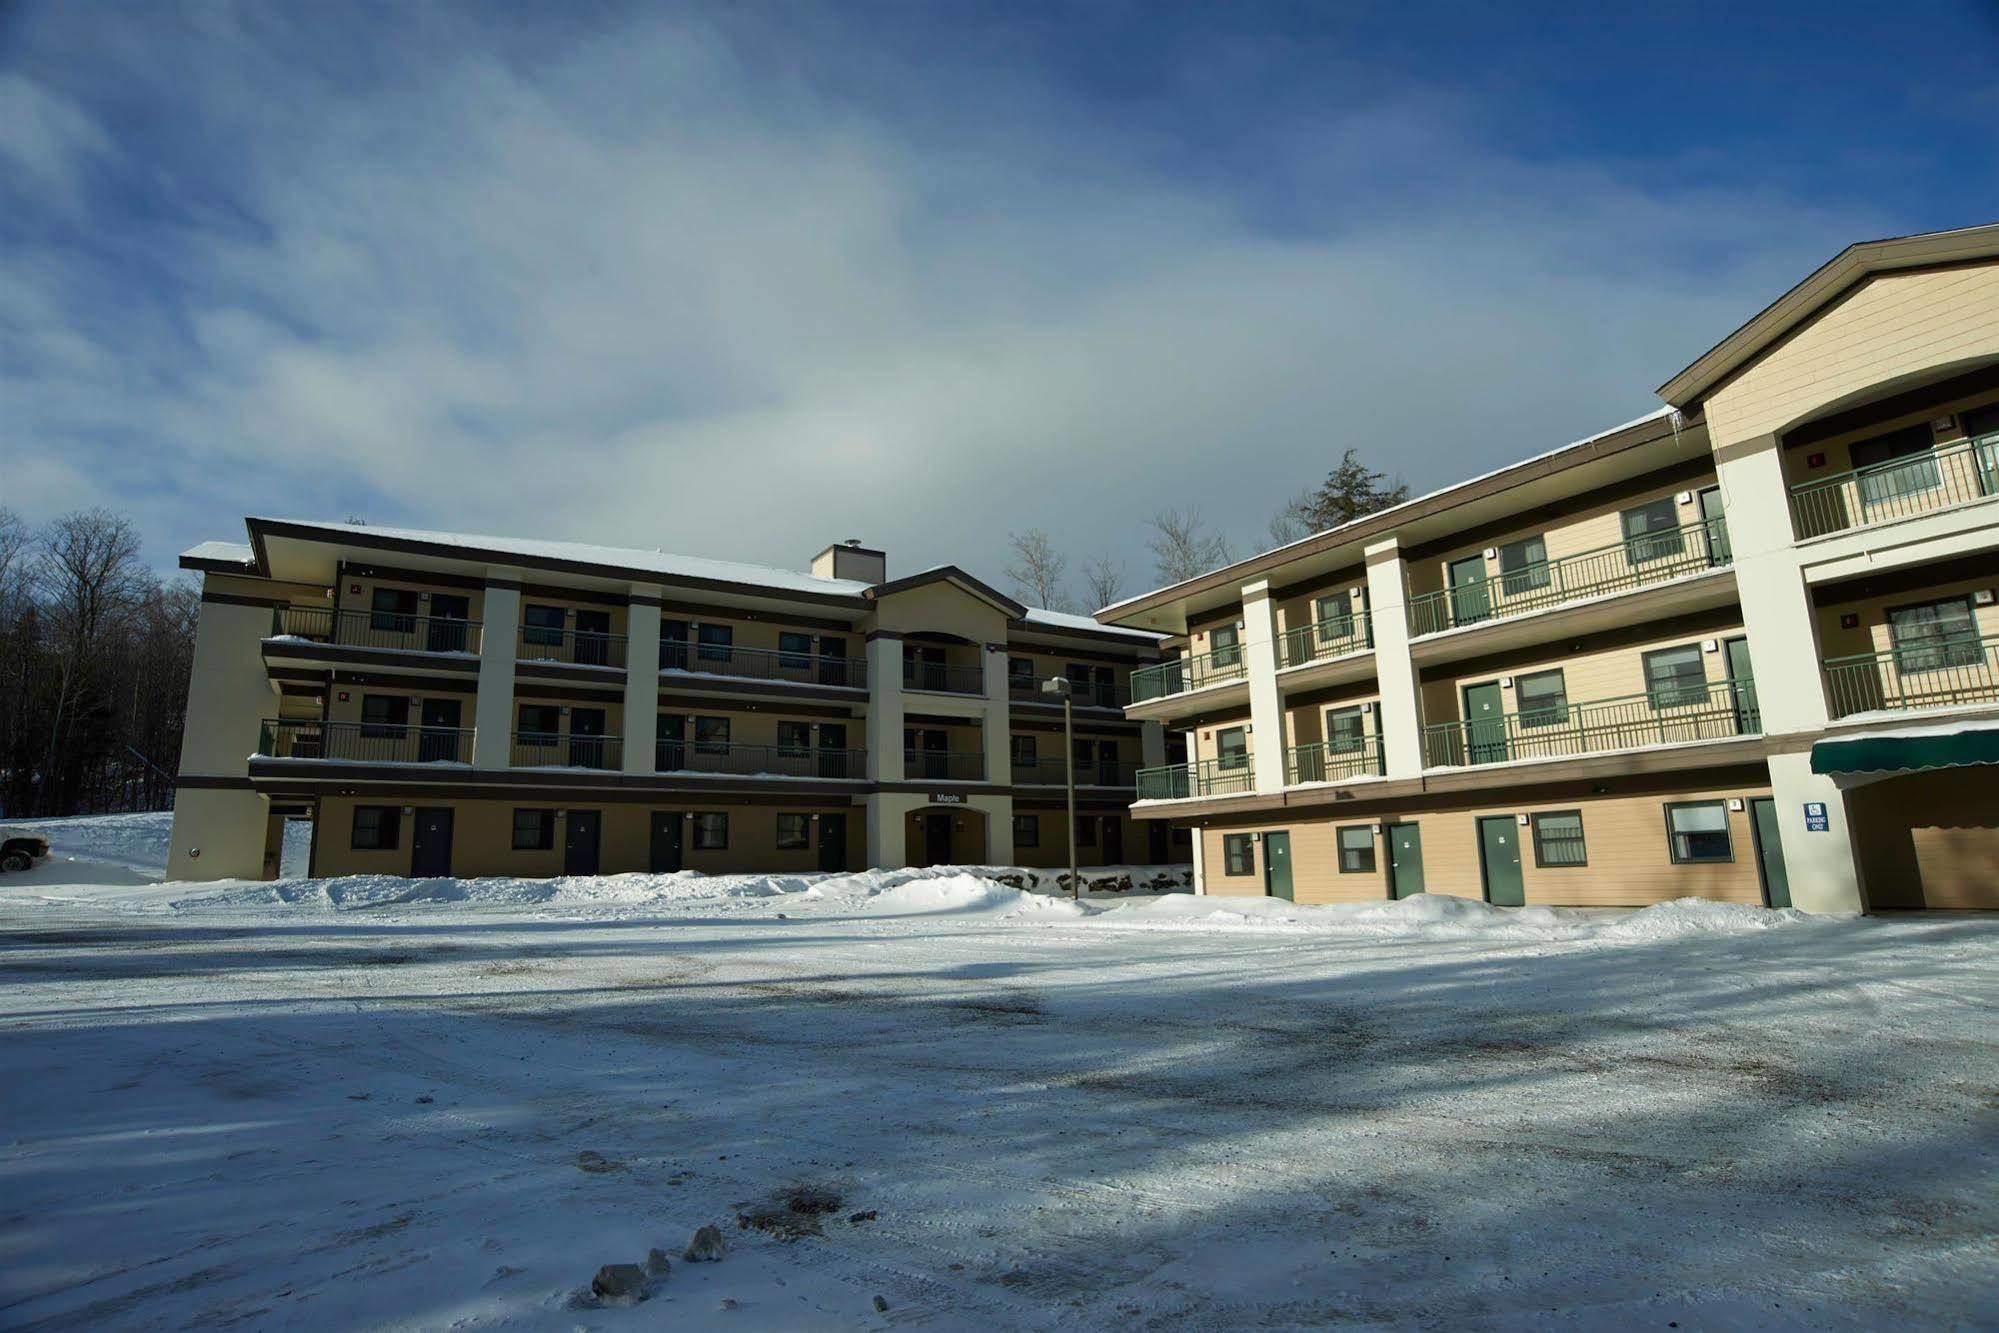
[3,1,1996,604]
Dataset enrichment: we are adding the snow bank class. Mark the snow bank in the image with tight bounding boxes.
[859,873,1087,918]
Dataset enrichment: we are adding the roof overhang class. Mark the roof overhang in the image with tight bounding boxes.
[1658,221,1999,409]
[865,566,1026,618]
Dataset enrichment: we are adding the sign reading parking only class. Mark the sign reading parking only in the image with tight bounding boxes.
[1803,801,1830,833]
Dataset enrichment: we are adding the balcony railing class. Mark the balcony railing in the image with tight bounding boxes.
[1422,677,1759,768]
[1134,757,1255,801]
[1286,735,1385,785]
[1823,641,1999,719]
[903,749,986,781]
[656,739,867,779]
[256,718,474,764]
[518,625,628,669]
[902,661,986,695]
[1277,613,1372,669]
[1790,435,1999,540]
[1011,756,1137,787]
[1010,678,1131,710]
[1130,644,1249,704]
[661,641,867,689]
[1407,518,1731,638]
[270,605,483,655]
[510,731,623,770]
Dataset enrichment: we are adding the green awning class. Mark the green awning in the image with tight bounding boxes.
[1811,727,1999,776]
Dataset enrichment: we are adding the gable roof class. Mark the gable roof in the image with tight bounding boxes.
[1658,221,1999,408]
[864,565,1027,617]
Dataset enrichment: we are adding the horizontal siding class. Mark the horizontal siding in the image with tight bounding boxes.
[1815,575,1999,661]
[1421,625,1748,728]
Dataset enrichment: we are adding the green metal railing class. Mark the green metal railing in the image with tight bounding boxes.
[1422,677,1759,768]
[519,624,628,669]
[1790,435,1999,540]
[1009,677,1131,709]
[1130,643,1249,703]
[904,749,986,781]
[1012,755,1137,787]
[511,731,623,769]
[271,604,483,655]
[257,718,475,764]
[1277,613,1372,669]
[657,739,867,778]
[902,660,986,695]
[1134,756,1255,800]
[1823,641,1999,719]
[1286,734,1385,785]
[661,641,867,688]
[1407,517,1731,638]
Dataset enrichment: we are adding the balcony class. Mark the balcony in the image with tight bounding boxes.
[901,660,986,696]
[657,739,867,779]
[1134,757,1255,801]
[271,605,483,655]
[1130,644,1248,705]
[1286,735,1385,785]
[256,718,473,764]
[1422,677,1759,768]
[1790,436,1999,540]
[1277,613,1372,670]
[903,749,986,781]
[1011,756,1137,787]
[1823,641,1999,719]
[519,625,627,670]
[1010,678,1130,710]
[511,732,623,770]
[1407,519,1731,639]
[660,641,867,689]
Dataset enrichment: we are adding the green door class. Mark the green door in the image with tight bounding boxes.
[649,812,683,873]
[1698,485,1730,565]
[1462,681,1509,765]
[1478,816,1525,906]
[1448,555,1490,626]
[1387,824,1425,898]
[1262,831,1294,901]
[1750,798,1792,909]
[1724,637,1759,734]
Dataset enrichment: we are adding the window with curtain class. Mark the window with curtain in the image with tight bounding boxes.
[1337,826,1375,873]
[360,694,409,738]
[369,587,419,633]
[511,809,554,850]
[1012,814,1039,848]
[1620,498,1685,564]
[1666,802,1731,863]
[776,721,812,756]
[696,623,734,663]
[1643,645,1709,709]
[1010,734,1037,765]
[775,814,810,850]
[1849,424,1940,505]
[1532,811,1586,866]
[778,632,814,671]
[522,603,565,646]
[1208,624,1241,667]
[1515,670,1569,728]
[1223,833,1254,875]
[1888,598,1982,672]
[351,806,400,850]
[1314,591,1353,635]
[1326,707,1366,753]
[695,716,731,754]
[1498,535,1550,594]
[693,813,728,850]
[1216,727,1249,770]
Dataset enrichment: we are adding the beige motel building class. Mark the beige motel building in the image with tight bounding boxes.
[169,531,1180,881]
[1096,222,1999,914]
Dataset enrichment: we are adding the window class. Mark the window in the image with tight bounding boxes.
[1013,814,1040,847]
[360,694,409,738]
[659,619,690,669]
[523,603,565,646]
[695,716,731,754]
[1314,591,1353,634]
[1216,726,1249,770]
[1008,656,1035,692]
[775,814,810,850]
[777,721,812,756]
[1531,811,1586,867]
[693,812,729,850]
[1076,816,1098,847]
[1849,424,1940,505]
[516,704,559,740]
[1888,598,1982,672]
[1208,624,1241,667]
[1666,802,1732,863]
[1325,706,1366,753]
[369,587,418,633]
[778,631,814,671]
[1621,498,1684,564]
[1010,734,1038,765]
[1643,645,1709,709]
[697,623,734,663]
[512,808,555,850]
[1337,825,1375,873]
[351,805,400,850]
[1515,669,1569,728]
[1222,833,1254,875]
[1498,536,1550,594]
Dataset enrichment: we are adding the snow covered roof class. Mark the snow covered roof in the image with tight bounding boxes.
[1019,606,1161,643]
[180,540,255,567]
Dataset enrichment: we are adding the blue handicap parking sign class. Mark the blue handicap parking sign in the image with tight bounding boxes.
[1803,801,1830,832]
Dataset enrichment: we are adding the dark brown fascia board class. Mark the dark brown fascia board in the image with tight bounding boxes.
[246,518,873,612]
[183,554,264,576]
[1657,222,1999,408]
[1005,619,1163,655]
[1093,408,1698,629]
[865,566,1027,617]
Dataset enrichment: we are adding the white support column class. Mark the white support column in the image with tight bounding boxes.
[166,588,276,881]
[473,576,521,770]
[1139,720,1167,768]
[1364,538,1425,778]
[865,633,907,867]
[1189,827,1206,895]
[1767,752,1867,913]
[981,643,1011,789]
[623,592,661,775]
[1712,432,1833,735]
[1241,579,1285,792]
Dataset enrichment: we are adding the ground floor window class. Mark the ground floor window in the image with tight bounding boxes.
[351,805,400,850]
[775,813,810,850]
[1531,810,1586,866]
[694,812,729,850]
[1337,825,1375,873]
[1013,814,1039,847]
[1223,833,1253,875]
[512,808,555,850]
[1665,802,1731,863]
[1077,816,1098,847]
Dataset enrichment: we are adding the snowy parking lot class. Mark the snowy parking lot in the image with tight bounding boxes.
[2,815,1996,1329]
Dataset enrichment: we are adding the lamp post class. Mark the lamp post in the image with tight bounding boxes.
[1041,675,1079,899]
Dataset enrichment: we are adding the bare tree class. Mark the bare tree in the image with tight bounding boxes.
[1004,529,1070,610]
[1266,492,1315,547]
[1080,553,1127,610]
[1145,508,1231,585]
[31,510,148,815]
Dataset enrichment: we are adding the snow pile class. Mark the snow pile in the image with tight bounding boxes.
[179,869,815,913]
[1594,897,1826,940]
[860,873,1087,918]
[22,810,312,878]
